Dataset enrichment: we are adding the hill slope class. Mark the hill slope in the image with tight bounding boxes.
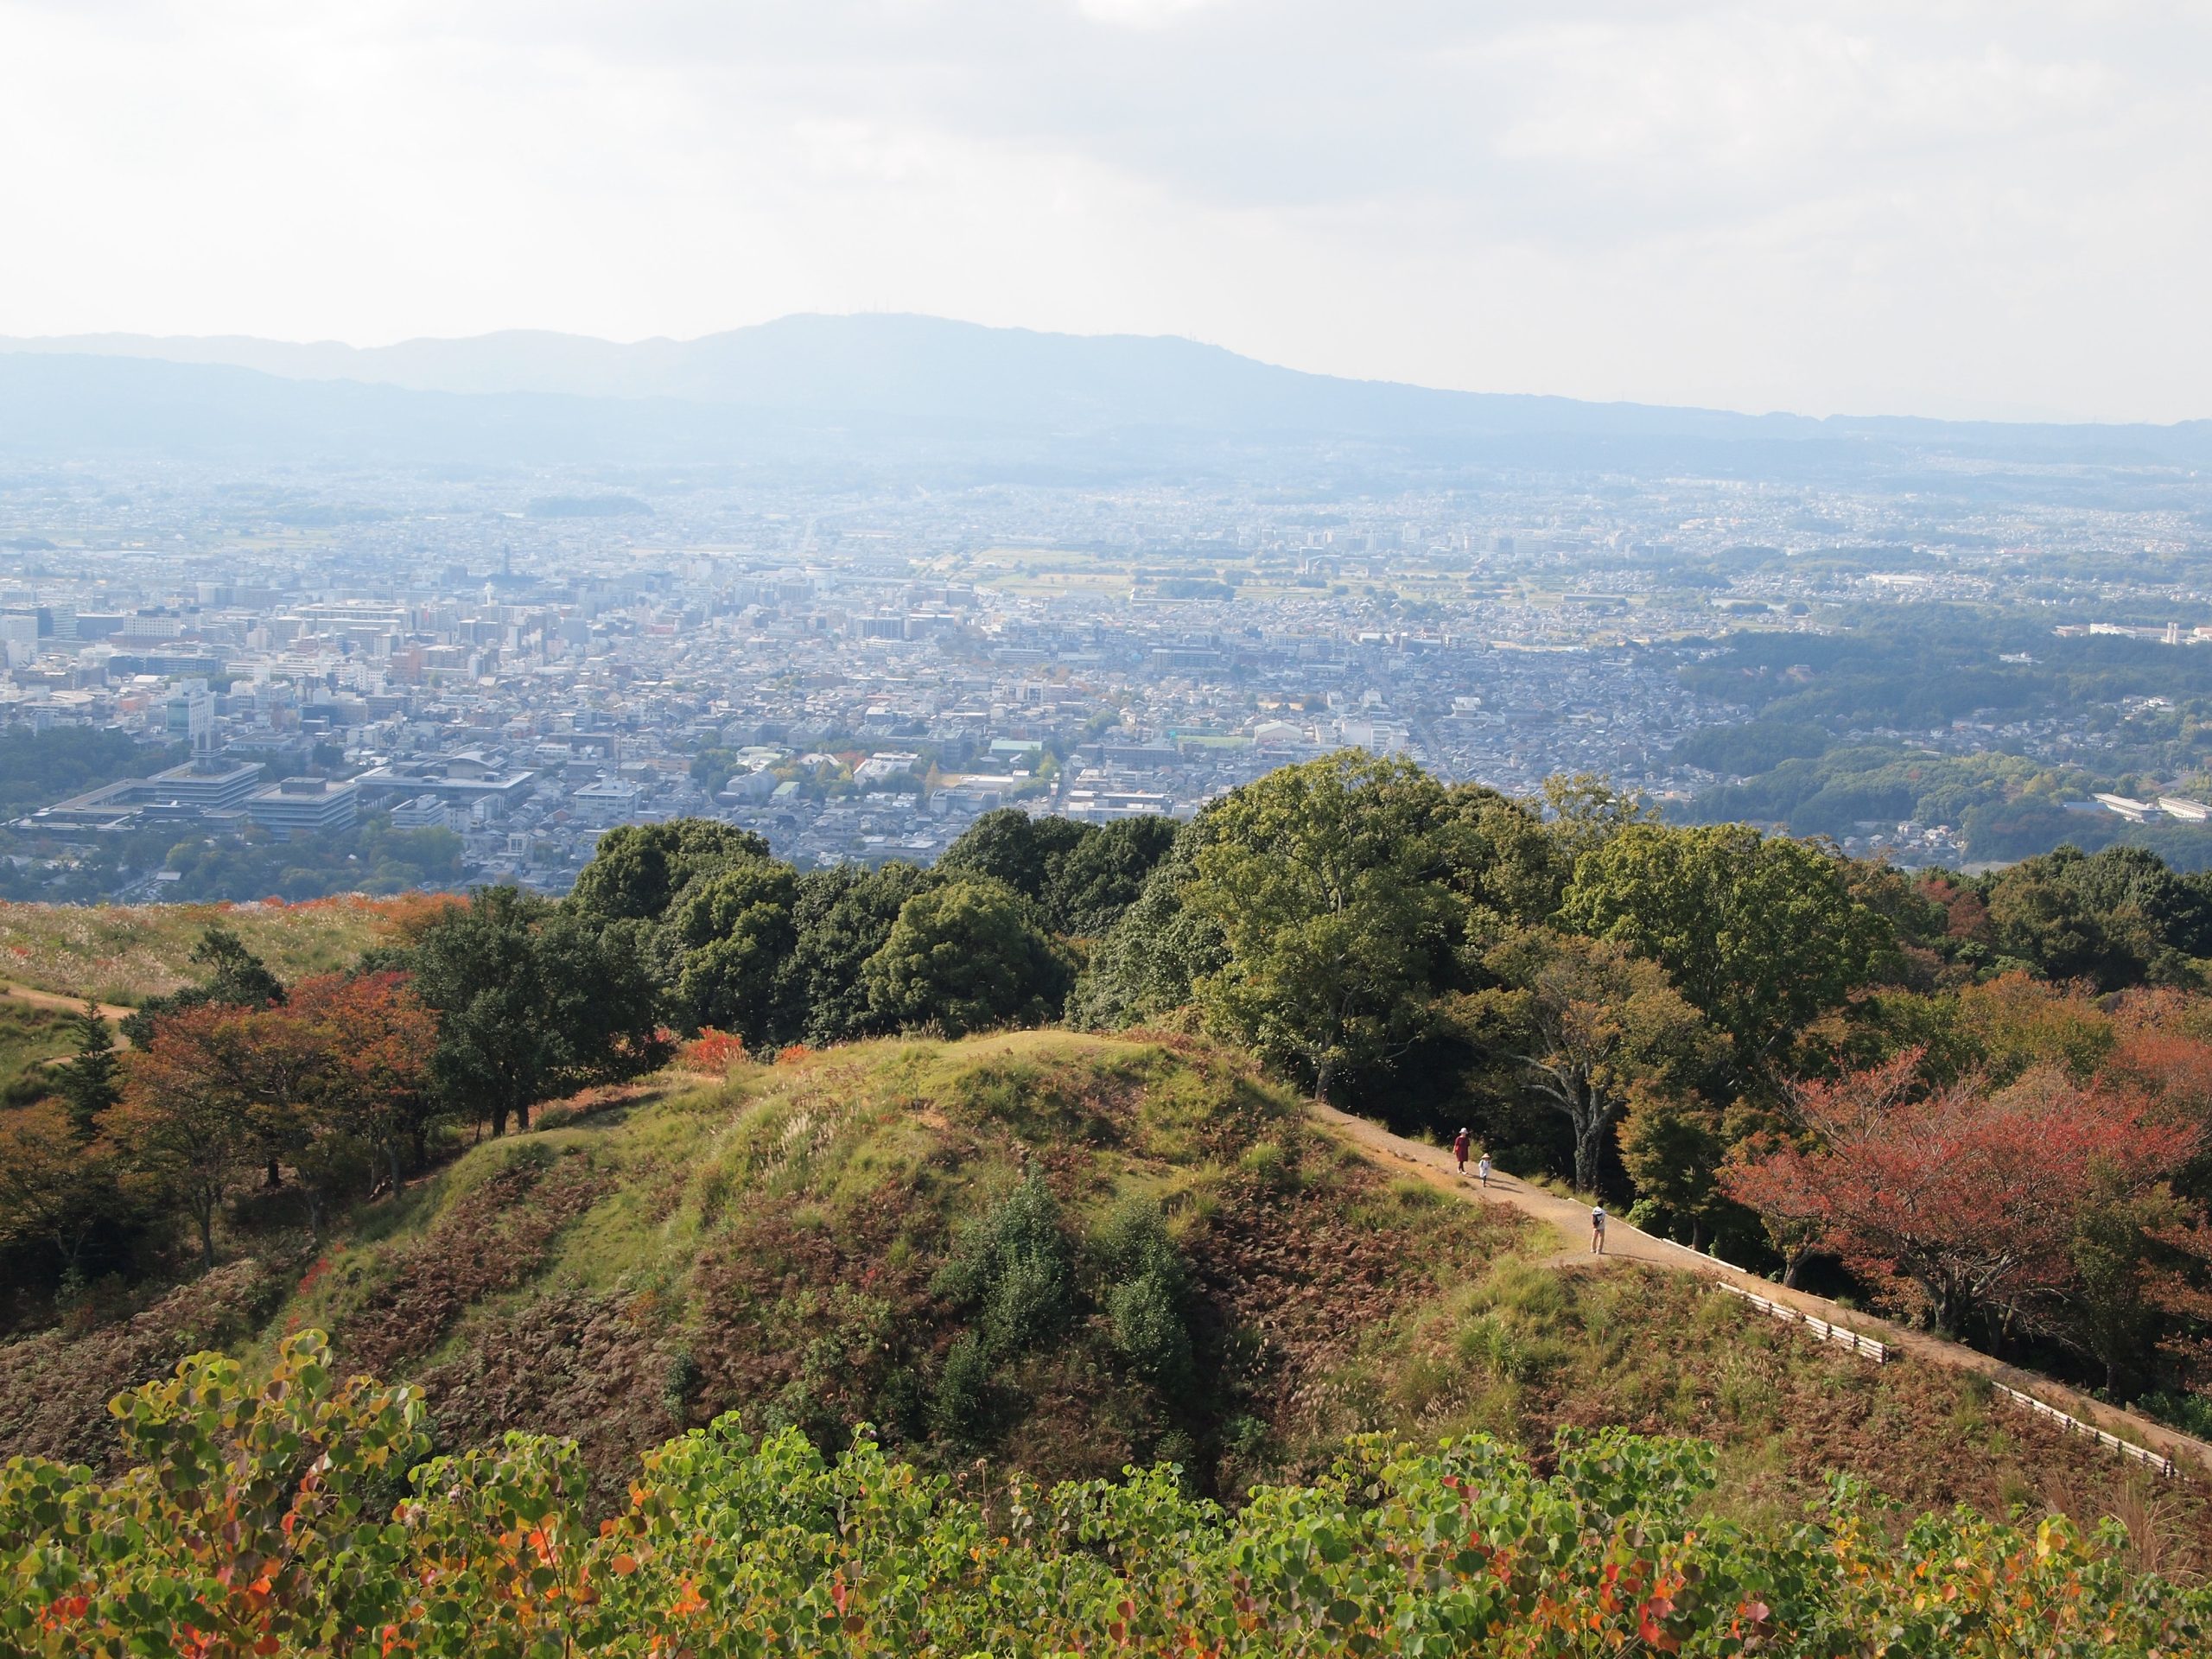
[6,1029,2209,1569]
[0,898,408,1007]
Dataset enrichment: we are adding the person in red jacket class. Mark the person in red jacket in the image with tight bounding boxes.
[1452,1127,1471,1177]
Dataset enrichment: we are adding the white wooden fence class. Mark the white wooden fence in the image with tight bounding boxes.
[1713,1280,1891,1363]
[1988,1382,2182,1479]
[1716,1281,2187,1478]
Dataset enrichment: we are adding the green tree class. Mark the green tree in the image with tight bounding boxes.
[1618,1091,1732,1249]
[775,861,939,1045]
[1976,844,2212,989]
[861,879,1071,1039]
[568,819,772,923]
[1459,927,1721,1193]
[1040,813,1179,935]
[1539,772,1657,863]
[1557,822,1892,1077]
[938,808,1092,906]
[1185,753,1465,1102]
[118,924,286,1046]
[407,887,666,1135]
[2063,1166,2192,1396]
[664,860,799,1042]
[54,1000,121,1140]
[189,924,287,1005]
[1985,867,2141,988]
[0,1101,129,1282]
[1441,780,1573,928]
[1067,820,1226,1028]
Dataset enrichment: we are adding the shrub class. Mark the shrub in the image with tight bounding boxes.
[1091,1197,1193,1387]
[934,1171,1074,1361]
[1106,1272,1191,1385]
[678,1028,747,1072]
[8,1333,2210,1656]
[931,1329,992,1441]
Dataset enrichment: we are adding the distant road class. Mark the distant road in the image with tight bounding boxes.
[1308,1096,2212,1482]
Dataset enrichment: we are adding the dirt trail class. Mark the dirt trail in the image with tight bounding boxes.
[1308,1097,2212,1481]
[2,982,134,1021]
[1,982,136,1047]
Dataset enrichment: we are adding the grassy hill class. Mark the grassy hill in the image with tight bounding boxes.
[0,1000,75,1108]
[6,1028,2209,1573]
[0,896,413,1005]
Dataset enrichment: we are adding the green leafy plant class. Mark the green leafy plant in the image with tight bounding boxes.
[9,1334,2210,1656]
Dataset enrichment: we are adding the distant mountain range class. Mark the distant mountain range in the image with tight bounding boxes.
[1,314,2206,480]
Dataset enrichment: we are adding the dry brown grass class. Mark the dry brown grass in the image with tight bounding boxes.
[1362,1261,2212,1579]
[0,896,405,1004]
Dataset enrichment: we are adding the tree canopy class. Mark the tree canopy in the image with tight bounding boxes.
[1182,753,1472,1101]
[404,885,664,1135]
[664,859,799,1042]
[1557,822,1894,1073]
[567,820,772,924]
[861,878,1071,1039]
[1456,926,1720,1192]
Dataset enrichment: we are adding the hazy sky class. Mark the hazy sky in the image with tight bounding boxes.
[3,2,2206,422]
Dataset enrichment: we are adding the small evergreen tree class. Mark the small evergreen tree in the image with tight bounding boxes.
[54,1000,121,1141]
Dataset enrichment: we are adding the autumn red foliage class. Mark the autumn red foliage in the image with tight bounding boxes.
[1715,1135,1829,1287]
[2103,991,2212,1134]
[1724,1048,2196,1339]
[678,1028,747,1072]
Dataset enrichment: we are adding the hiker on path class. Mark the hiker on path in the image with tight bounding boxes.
[1453,1128,1471,1176]
[1591,1203,1606,1255]
[1476,1154,1491,1190]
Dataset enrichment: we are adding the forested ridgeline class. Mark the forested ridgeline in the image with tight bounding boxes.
[13,754,2212,1421]
[1669,613,2212,866]
[12,752,2212,1643]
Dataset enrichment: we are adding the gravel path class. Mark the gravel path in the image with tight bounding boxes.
[1308,1096,2212,1480]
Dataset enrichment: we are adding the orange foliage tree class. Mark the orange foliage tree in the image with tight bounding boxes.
[108,1007,262,1270]
[289,971,442,1198]
[108,973,436,1266]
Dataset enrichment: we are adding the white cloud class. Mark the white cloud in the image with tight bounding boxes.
[1073,0,1225,27]
[0,1,2204,420]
